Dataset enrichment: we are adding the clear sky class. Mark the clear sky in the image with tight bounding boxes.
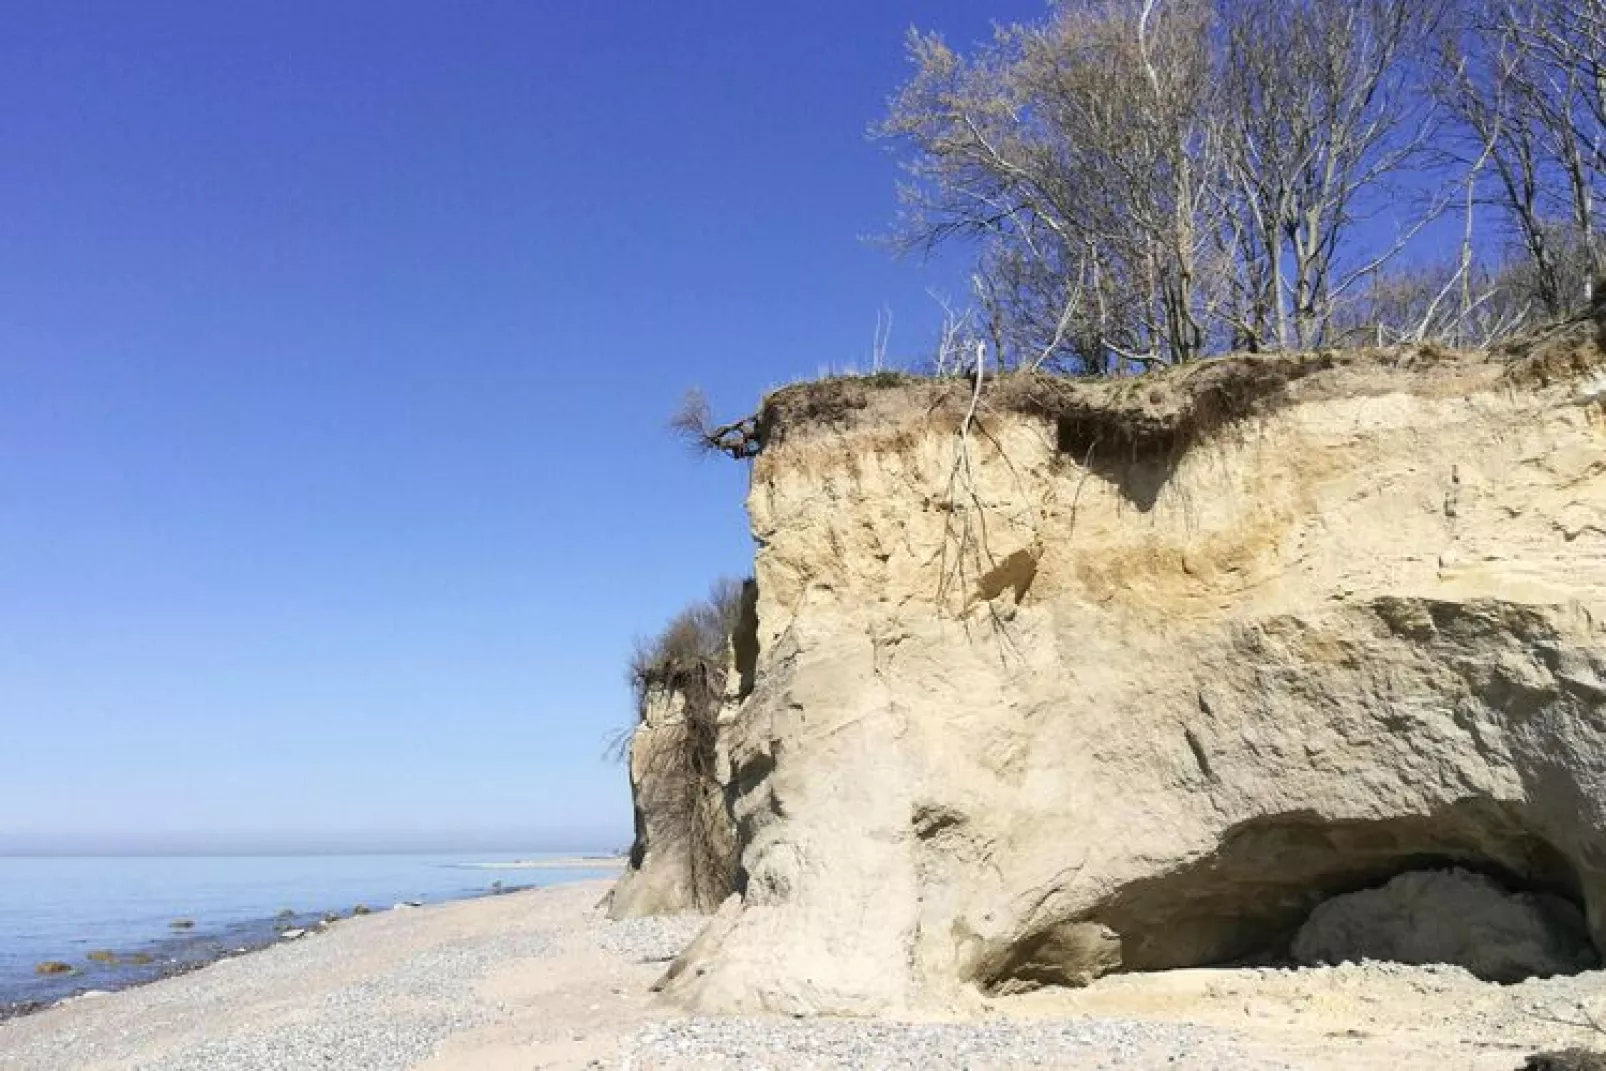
[0,2,1048,853]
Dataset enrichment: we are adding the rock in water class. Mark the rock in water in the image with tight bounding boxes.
[645,340,1606,1017]
[1292,869,1596,981]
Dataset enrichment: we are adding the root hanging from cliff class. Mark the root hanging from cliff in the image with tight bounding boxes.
[934,353,991,613]
[931,357,1035,661]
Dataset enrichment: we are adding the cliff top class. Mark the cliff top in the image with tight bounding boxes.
[750,320,1603,460]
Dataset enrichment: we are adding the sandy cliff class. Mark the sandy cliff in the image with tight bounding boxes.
[655,326,1606,1016]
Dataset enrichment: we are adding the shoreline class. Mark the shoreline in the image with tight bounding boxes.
[0,878,675,1070]
[0,876,553,1022]
[451,855,627,871]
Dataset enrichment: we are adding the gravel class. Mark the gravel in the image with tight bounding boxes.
[598,917,1295,1069]
[593,915,708,965]
[619,1018,1298,1070]
[8,881,1606,1071]
[132,933,554,1071]
[0,918,553,1071]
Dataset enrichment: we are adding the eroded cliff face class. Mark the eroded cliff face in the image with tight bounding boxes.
[609,582,757,920]
[607,692,738,919]
[606,684,734,919]
[659,332,1606,1016]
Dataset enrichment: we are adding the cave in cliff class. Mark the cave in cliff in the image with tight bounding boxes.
[978,802,1599,992]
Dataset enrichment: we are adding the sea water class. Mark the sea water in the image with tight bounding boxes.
[0,852,617,1010]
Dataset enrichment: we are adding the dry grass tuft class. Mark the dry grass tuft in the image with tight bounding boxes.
[1496,320,1606,388]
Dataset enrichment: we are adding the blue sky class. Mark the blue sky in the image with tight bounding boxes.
[0,2,1047,853]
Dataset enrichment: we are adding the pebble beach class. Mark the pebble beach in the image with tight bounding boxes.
[2,879,1604,1070]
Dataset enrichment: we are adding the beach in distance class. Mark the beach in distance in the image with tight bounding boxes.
[453,856,626,871]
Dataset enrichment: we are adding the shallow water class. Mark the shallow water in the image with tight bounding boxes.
[0,852,616,1009]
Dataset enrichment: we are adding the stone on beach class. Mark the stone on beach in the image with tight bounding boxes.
[1292,868,1597,982]
[1523,1052,1606,1071]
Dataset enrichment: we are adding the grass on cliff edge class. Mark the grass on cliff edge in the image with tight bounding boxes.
[683,318,1603,463]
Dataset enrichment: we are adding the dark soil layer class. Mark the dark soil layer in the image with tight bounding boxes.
[752,322,1603,460]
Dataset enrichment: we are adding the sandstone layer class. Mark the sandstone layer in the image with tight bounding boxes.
[660,329,1606,1016]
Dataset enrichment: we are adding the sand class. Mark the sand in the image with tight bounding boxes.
[0,878,1602,1069]
[459,857,628,871]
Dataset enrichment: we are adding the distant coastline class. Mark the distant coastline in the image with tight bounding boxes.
[453,855,626,871]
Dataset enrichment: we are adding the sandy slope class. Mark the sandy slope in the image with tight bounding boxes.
[0,878,1602,1069]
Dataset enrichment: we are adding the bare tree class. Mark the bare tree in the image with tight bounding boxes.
[878,0,1223,371]
[1217,0,1450,349]
[1439,0,1606,319]
[880,0,1450,368]
[1522,0,1606,287]
[878,0,1606,370]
